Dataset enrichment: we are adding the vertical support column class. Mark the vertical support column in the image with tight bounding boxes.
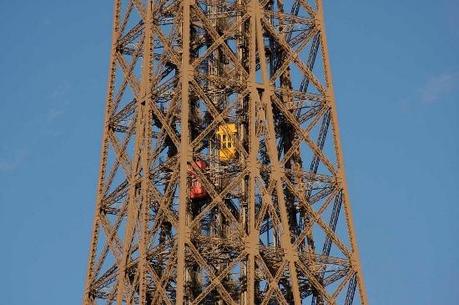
[115,2,156,304]
[246,3,258,304]
[177,0,192,303]
[83,1,121,305]
[138,1,154,304]
[238,2,249,303]
[253,3,302,304]
[316,1,368,304]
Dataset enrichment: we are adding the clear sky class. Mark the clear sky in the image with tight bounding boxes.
[0,1,457,304]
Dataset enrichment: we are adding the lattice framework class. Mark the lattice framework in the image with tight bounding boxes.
[82,1,368,304]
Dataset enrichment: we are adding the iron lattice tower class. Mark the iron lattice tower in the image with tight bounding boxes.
[82,0,368,304]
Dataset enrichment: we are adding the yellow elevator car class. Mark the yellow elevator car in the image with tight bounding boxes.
[216,123,237,161]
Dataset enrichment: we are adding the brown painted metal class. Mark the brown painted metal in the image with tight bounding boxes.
[82,1,369,304]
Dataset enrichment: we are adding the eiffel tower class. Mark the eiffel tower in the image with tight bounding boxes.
[82,1,368,304]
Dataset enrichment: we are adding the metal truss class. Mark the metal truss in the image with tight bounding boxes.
[82,0,368,304]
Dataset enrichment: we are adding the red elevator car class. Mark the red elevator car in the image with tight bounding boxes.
[189,160,208,199]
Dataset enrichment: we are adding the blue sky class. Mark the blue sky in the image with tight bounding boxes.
[0,1,458,304]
